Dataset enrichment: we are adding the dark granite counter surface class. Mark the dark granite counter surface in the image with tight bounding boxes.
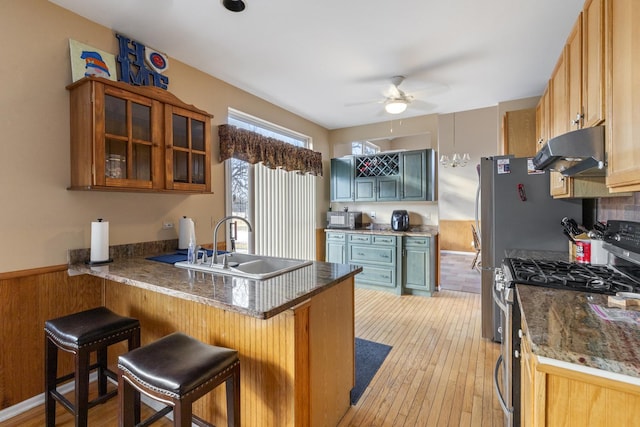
[325,224,438,237]
[517,284,640,384]
[505,249,570,261]
[68,241,361,320]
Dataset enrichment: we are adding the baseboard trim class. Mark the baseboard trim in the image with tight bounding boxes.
[0,373,173,424]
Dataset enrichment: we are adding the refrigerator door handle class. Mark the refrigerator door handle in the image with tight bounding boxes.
[517,183,527,201]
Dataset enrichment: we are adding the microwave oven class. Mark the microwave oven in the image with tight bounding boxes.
[326,211,363,229]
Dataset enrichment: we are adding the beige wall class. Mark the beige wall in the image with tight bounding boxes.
[0,0,330,272]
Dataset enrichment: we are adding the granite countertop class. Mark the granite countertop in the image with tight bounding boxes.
[505,248,570,261]
[69,249,361,320]
[325,224,438,237]
[517,284,640,384]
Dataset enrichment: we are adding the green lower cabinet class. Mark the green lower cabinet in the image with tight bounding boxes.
[325,232,346,264]
[325,231,436,296]
[402,236,436,296]
[347,233,402,295]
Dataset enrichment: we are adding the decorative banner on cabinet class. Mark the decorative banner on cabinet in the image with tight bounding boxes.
[116,33,170,90]
[69,39,117,82]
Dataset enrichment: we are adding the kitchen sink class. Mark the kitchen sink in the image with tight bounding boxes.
[174,253,313,280]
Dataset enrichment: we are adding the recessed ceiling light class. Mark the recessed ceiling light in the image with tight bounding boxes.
[223,0,246,12]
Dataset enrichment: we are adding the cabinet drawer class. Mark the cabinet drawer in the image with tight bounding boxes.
[348,234,372,244]
[326,232,346,242]
[372,235,397,246]
[404,237,430,248]
[349,245,395,265]
[355,265,395,287]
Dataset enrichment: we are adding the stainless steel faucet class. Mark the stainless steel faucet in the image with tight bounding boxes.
[211,215,253,265]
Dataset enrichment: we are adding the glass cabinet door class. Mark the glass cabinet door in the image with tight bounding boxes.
[102,90,157,188]
[166,105,210,191]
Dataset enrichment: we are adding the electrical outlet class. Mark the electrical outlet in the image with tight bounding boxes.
[162,221,174,229]
[370,211,376,219]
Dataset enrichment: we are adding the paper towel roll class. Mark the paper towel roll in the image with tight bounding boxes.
[179,217,195,250]
[90,219,110,263]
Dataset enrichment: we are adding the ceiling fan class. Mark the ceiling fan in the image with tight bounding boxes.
[347,75,444,115]
[383,76,413,114]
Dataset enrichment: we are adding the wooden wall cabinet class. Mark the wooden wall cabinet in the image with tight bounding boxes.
[605,0,640,192]
[535,85,551,152]
[540,0,619,198]
[582,0,606,127]
[67,77,212,193]
[503,108,537,158]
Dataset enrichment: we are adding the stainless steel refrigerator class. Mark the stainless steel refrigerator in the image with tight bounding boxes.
[478,156,582,341]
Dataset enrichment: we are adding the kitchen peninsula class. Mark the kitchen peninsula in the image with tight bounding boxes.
[68,242,362,427]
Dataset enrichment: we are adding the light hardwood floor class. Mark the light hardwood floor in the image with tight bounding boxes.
[3,288,502,427]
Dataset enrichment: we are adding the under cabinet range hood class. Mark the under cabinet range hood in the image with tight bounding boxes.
[532,126,605,176]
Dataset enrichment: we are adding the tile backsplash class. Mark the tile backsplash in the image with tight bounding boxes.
[598,192,640,222]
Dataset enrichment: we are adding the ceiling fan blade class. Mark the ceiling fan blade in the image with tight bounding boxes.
[408,82,450,97]
[408,99,438,111]
[345,99,384,107]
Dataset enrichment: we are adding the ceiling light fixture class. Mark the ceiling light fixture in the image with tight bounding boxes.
[223,0,246,12]
[385,100,407,115]
[440,113,470,167]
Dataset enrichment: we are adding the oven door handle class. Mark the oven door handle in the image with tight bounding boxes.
[494,354,513,417]
[492,281,508,314]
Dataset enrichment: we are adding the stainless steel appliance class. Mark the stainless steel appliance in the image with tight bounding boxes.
[391,210,409,231]
[479,156,583,342]
[493,219,640,427]
[326,211,362,229]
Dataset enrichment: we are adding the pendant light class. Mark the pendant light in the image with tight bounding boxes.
[440,113,470,168]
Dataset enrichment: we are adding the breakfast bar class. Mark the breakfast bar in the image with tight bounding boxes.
[69,246,361,427]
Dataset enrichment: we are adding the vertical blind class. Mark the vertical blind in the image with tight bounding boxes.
[254,163,316,260]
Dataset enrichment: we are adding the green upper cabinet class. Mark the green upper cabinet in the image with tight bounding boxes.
[354,175,401,201]
[400,149,436,201]
[330,157,354,202]
[330,149,436,203]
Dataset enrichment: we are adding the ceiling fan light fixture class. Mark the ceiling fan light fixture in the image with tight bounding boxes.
[223,0,246,12]
[385,100,407,114]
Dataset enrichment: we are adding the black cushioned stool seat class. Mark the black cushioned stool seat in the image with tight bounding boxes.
[45,306,141,427]
[118,332,240,427]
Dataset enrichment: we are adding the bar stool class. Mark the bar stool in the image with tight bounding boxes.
[44,306,141,427]
[118,332,240,427]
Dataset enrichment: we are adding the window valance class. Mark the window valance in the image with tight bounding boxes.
[218,124,323,176]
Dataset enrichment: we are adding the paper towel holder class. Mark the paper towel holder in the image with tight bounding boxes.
[85,218,113,265]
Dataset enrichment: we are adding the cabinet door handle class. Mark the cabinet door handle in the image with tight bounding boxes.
[358,252,365,256]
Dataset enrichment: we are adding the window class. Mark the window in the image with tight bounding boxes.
[352,141,380,155]
[225,109,316,260]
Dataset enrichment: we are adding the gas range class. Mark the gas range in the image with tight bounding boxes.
[502,258,640,294]
[500,220,640,295]
[492,220,640,427]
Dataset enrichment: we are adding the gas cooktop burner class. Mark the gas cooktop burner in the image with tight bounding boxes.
[505,258,640,294]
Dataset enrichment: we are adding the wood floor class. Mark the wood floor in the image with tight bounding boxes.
[3,285,502,427]
[338,288,502,427]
